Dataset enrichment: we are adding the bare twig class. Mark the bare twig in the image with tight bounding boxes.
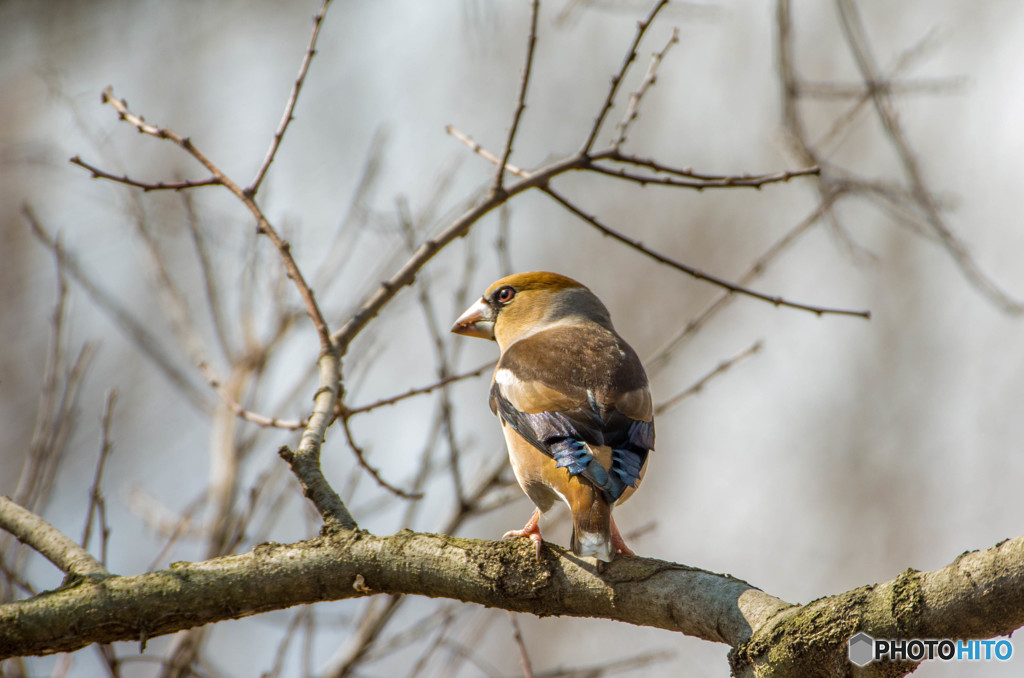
[532,649,674,677]
[613,27,680,149]
[199,361,307,430]
[646,197,834,371]
[542,186,870,318]
[69,156,220,191]
[655,341,763,416]
[248,0,333,197]
[338,417,422,500]
[81,390,117,566]
[25,206,210,412]
[587,161,820,189]
[14,234,69,512]
[493,0,540,195]
[799,76,966,100]
[497,204,514,276]
[397,209,468,507]
[264,607,310,678]
[582,0,669,152]
[97,87,334,349]
[834,0,1023,314]
[182,193,235,364]
[507,612,534,678]
[88,88,362,535]
[447,126,530,178]
[606,150,820,183]
[451,126,819,190]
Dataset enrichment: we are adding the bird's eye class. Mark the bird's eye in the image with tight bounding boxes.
[496,286,516,304]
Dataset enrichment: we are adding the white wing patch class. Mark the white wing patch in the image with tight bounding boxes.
[494,368,519,388]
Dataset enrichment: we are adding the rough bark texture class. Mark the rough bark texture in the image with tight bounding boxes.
[1,530,1022,678]
[730,536,1024,677]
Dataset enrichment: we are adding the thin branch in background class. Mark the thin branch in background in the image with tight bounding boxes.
[833,0,1023,314]
[95,87,334,349]
[799,76,966,100]
[363,603,459,662]
[531,649,675,678]
[69,156,220,191]
[654,341,763,417]
[313,128,387,292]
[601,150,820,184]
[339,416,422,500]
[397,204,467,508]
[82,389,117,566]
[493,0,540,194]
[13,232,69,512]
[507,612,534,678]
[346,363,495,417]
[436,639,504,678]
[612,26,679,149]
[264,607,310,678]
[145,509,198,573]
[542,186,870,318]
[497,204,513,276]
[182,192,235,364]
[452,124,821,192]
[248,0,333,197]
[199,361,307,430]
[82,81,357,533]
[0,557,36,598]
[777,0,1020,315]
[581,0,669,153]
[221,465,284,555]
[301,603,316,677]
[646,197,833,372]
[439,610,505,677]
[809,25,949,154]
[27,351,95,531]
[396,606,460,678]
[447,126,530,178]
[245,469,296,545]
[25,206,211,413]
[125,191,215,381]
[587,160,819,189]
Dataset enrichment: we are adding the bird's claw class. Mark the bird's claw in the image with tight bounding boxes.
[503,510,544,561]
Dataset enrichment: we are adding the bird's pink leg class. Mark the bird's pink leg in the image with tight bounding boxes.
[610,515,635,556]
[502,508,544,561]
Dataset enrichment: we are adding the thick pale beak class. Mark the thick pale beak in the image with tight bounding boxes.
[451,297,495,339]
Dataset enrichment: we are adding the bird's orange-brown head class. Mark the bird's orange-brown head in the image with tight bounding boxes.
[451,272,613,350]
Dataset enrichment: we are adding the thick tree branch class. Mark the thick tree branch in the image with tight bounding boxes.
[0,530,783,660]
[2,530,1021,677]
[0,497,107,578]
[732,536,1024,676]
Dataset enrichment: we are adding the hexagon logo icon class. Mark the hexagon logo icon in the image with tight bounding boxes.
[848,632,875,667]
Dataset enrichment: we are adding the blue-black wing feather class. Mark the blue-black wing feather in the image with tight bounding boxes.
[491,382,652,503]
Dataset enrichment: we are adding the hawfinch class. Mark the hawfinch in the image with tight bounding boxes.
[451,272,653,562]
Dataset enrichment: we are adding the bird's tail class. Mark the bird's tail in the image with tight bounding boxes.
[569,489,613,562]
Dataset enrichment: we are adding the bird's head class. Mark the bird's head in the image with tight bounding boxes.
[451,271,613,350]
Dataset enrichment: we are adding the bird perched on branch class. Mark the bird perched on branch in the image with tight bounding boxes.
[451,272,654,562]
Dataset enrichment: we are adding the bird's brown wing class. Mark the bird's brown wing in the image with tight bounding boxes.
[489,324,654,502]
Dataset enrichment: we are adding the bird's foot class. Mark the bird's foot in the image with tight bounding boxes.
[610,515,635,556]
[502,508,544,561]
